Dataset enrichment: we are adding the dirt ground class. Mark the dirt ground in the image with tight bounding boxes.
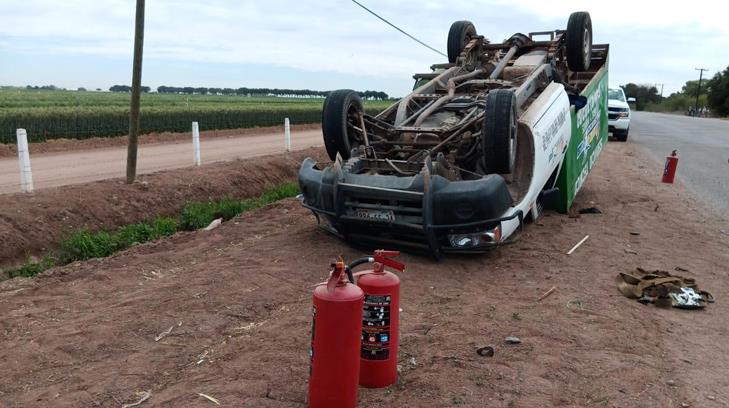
[0,124,321,158]
[0,147,327,269]
[1,142,728,407]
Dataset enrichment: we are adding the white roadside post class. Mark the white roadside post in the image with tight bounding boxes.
[284,117,291,152]
[16,129,34,193]
[192,121,201,166]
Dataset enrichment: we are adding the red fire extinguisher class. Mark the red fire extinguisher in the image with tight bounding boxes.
[308,260,364,408]
[662,150,679,184]
[348,250,406,388]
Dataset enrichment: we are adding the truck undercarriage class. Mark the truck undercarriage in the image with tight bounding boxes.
[299,12,607,256]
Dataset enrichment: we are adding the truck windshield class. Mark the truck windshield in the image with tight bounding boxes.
[608,89,625,102]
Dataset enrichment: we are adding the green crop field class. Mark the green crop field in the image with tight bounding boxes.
[0,89,392,143]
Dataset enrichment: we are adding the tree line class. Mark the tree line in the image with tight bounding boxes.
[107,85,390,100]
[621,64,729,116]
[109,85,151,93]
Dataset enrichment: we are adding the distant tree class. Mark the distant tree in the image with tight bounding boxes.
[141,86,151,93]
[681,80,710,97]
[95,88,102,92]
[707,66,729,116]
[620,83,660,111]
[109,85,132,92]
[77,87,87,92]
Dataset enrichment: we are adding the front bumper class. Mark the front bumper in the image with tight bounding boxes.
[608,117,630,131]
[298,157,522,256]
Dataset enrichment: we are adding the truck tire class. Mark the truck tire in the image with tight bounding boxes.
[482,89,517,174]
[616,129,629,142]
[322,89,364,160]
[566,12,592,72]
[447,21,476,64]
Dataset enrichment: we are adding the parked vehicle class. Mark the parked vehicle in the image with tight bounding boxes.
[608,88,630,141]
[299,12,609,256]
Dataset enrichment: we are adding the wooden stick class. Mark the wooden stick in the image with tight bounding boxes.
[567,235,590,255]
[537,286,557,301]
[198,393,221,405]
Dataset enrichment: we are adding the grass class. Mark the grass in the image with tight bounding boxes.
[6,256,57,279]
[180,198,247,231]
[0,89,392,143]
[59,217,179,262]
[180,182,298,230]
[4,182,299,278]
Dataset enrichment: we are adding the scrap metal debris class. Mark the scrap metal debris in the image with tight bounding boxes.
[579,207,602,214]
[505,336,522,345]
[121,391,151,408]
[476,346,495,357]
[615,268,714,309]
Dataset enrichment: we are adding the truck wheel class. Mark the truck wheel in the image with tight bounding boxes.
[616,129,629,142]
[566,12,592,72]
[322,89,364,160]
[447,21,476,64]
[482,89,517,174]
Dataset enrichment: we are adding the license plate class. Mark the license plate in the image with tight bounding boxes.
[354,208,395,222]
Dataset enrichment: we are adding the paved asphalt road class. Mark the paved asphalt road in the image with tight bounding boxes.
[0,129,323,194]
[630,111,729,213]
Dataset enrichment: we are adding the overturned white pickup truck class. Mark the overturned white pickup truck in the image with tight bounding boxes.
[299,12,609,256]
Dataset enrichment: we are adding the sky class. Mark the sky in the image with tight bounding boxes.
[1,0,727,97]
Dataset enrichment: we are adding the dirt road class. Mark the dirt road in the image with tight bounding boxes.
[0,129,323,194]
[1,141,728,407]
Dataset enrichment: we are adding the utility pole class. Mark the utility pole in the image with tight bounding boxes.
[654,83,664,98]
[126,0,146,184]
[694,68,708,115]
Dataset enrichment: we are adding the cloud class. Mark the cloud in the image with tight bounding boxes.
[1,0,728,94]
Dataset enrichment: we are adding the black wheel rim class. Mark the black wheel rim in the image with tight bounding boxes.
[345,104,364,152]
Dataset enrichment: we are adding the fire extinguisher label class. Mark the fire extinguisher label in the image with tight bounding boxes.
[309,306,316,376]
[361,294,391,360]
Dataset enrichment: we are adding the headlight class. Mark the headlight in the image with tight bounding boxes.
[448,226,502,248]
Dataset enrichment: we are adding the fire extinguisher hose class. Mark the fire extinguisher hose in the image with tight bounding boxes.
[345,257,374,283]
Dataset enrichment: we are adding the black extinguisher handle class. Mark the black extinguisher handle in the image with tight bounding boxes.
[345,257,374,283]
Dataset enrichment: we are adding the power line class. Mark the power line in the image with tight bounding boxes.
[350,0,447,58]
